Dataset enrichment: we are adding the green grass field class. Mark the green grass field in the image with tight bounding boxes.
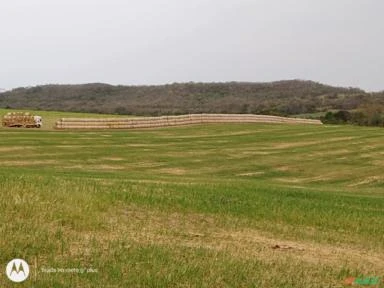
[0,111,383,287]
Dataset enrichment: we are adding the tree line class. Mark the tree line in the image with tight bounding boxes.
[321,103,384,126]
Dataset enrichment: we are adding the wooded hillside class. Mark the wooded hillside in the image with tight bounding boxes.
[1,80,383,118]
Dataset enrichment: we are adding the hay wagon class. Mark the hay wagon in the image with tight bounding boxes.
[2,112,42,128]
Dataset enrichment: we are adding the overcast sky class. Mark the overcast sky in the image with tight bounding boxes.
[1,0,383,91]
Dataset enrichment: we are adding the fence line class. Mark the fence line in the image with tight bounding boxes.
[55,114,322,129]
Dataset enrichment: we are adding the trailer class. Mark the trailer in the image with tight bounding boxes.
[2,112,42,128]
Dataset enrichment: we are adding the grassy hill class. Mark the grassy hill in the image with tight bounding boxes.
[1,80,383,117]
[0,120,383,287]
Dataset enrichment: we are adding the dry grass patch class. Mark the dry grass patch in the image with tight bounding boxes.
[101,157,125,161]
[0,159,58,166]
[309,149,351,157]
[90,164,126,171]
[169,130,262,139]
[271,141,321,149]
[226,150,273,159]
[275,165,298,172]
[237,172,265,177]
[63,206,384,275]
[159,168,188,175]
[133,162,164,168]
[0,146,33,152]
[125,144,154,147]
[277,172,352,184]
[348,176,384,187]
[62,164,127,171]
[271,137,357,150]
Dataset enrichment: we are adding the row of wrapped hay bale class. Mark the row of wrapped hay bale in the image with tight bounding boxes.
[55,114,322,129]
